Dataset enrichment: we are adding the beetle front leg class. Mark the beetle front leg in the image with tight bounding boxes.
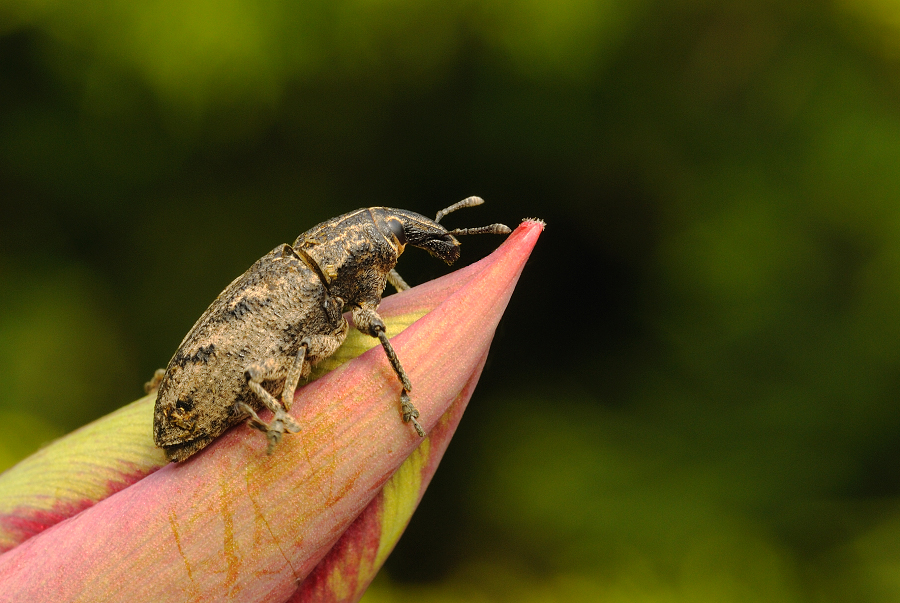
[353,305,425,437]
[387,269,410,292]
[399,389,424,437]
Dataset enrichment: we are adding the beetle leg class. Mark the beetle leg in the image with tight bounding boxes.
[235,402,269,433]
[400,389,424,437]
[241,357,303,454]
[144,368,166,394]
[281,338,310,412]
[378,332,424,437]
[353,305,425,437]
[387,269,410,292]
[373,329,411,390]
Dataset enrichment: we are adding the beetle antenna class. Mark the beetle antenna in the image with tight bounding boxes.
[447,224,512,236]
[435,196,484,224]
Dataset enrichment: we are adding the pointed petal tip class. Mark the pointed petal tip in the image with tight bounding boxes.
[521,217,546,231]
[499,218,543,257]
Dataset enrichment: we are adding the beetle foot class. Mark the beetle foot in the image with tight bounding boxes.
[400,390,425,437]
[236,402,267,431]
[265,411,302,454]
[236,402,301,453]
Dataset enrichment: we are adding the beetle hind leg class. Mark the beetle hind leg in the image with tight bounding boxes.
[144,368,166,394]
[239,341,310,454]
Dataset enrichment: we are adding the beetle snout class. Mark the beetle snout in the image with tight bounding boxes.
[421,233,461,265]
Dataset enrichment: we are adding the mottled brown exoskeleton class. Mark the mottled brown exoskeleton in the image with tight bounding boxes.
[152,196,510,462]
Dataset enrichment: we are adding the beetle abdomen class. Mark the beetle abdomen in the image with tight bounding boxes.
[153,244,348,456]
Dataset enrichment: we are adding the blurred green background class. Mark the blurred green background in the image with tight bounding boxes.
[4,0,900,600]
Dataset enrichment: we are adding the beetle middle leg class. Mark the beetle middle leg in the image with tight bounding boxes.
[237,340,309,454]
[353,305,425,437]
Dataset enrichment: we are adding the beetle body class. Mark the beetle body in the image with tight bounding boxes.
[153,200,509,462]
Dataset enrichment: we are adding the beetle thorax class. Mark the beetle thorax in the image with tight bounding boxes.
[293,211,400,307]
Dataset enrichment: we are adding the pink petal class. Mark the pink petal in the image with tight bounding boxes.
[0,220,543,602]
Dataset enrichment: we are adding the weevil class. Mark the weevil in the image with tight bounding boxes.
[152,196,510,462]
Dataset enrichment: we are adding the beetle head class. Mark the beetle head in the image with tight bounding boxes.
[372,198,511,266]
[371,208,461,265]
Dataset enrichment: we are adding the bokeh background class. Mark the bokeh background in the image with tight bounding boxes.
[4,0,900,600]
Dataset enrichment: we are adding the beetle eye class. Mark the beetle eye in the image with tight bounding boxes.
[386,218,407,245]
